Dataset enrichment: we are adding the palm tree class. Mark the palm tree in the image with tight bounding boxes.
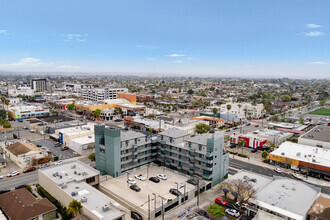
[67,199,82,217]
[237,104,242,116]
[243,107,248,121]
[237,139,246,154]
[226,104,231,121]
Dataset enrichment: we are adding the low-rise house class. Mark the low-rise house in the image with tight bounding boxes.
[0,188,57,220]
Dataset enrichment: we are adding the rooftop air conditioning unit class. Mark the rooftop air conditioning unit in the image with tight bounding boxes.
[61,184,67,189]
[71,192,78,196]
[281,152,285,156]
[88,136,92,138]
[81,197,87,203]
[102,205,110,212]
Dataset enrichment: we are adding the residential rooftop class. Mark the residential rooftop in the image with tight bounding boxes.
[159,127,190,138]
[299,125,330,142]
[39,160,99,184]
[120,130,147,142]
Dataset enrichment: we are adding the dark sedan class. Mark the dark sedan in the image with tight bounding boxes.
[169,188,182,196]
[130,185,141,192]
[187,178,198,185]
[149,177,160,183]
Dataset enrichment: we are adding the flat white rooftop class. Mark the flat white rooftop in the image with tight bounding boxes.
[39,160,99,184]
[71,135,95,145]
[58,124,94,136]
[270,142,330,168]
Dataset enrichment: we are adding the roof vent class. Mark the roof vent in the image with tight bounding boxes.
[71,165,76,169]
[88,136,92,138]
[296,152,301,157]
[61,184,67,189]
[281,152,285,156]
[102,204,110,212]
[292,187,296,191]
[71,192,78,196]
[81,197,87,203]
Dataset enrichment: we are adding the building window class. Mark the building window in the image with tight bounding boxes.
[188,142,191,148]
[169,137,173,143]
[125,141,129,146]
[199,145,202,151]
[126,149,128,153]
[135,139,138,144]
[161,135,164,140]
[86,176,95,184]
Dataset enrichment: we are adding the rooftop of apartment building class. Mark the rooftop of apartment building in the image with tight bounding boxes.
[270,142,330,167]
[299,125,330,142]
[121,130,147,142]
[159,127,190,138]
[39,160,99,184]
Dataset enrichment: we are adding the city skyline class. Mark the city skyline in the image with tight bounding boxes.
[0,0,329,78]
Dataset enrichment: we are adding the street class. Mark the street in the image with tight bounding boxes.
[0,172,38,190]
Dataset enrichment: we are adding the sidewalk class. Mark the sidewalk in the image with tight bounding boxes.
[229,153,330,187]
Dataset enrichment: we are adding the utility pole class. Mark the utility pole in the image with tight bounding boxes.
[148,194,150,220]
[158,195,165,220]
[197,178,200,207]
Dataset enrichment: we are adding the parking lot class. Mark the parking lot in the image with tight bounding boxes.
[32,139,80,160]
[100,164,207,218]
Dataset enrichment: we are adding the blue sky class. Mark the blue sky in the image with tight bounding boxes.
[0,0,329,78]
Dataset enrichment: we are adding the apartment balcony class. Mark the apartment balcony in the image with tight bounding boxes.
[206,152,213,157]
[133,151,138,155]
[160,140,166,145]
[189,155,195,160]
[189,148,195,153]
[202,166,213,171]
[188,169,195,175]
[151,152,158,157]
[189,162,195,167]
[165,161,170,166]
[132,144,138,149]
[160,146,166,151]
[177,165,182,170]
[151,139,158,144]
[151,145,158,150]
[178,152,186,157]
[160,153,166,158]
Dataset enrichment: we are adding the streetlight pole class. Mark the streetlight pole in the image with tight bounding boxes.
[175,182,179,201]
[183,184,186,203]
[126,172,130,187]
[148,194,150,220]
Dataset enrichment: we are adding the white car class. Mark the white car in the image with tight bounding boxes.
[225,208,240,217]
[127,178,136,185]
[55,160,63,165]
[157,174,167,180]
[7,171,20,177]
[235,202,248,209]
[135,174,146,181]
[0,175,3,179]
[274,168,282,173]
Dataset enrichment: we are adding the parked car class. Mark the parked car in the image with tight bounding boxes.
[149,177,160,183]
[246,123,251,126]
[274,168,282,173]
[135,174,146,181]
[169,188,182,196]
[187,178,198,185]
[23,167,36,173]
[29,130,36,133]
[55,160,63,165]
[22,126,28,130]
[131,212,142,220]
[251,148,258,153]
[215,197,227,206]
[54,143,61,147]
[40,131,45,135]
[127,178,136,185]
[15,184,27,190]
[197,209,208,218]
[36,144,42,148]
[235,202,248,209]
[39,163,50,169]
[255,124,259,127]
[7,171,20,177]
[130,185,141,192]
[0,175,3,179]
[226,202,238,210]
[226,129,231,132]
[0,189,10,194]
[157,174,167,180]
[225,208,240,217]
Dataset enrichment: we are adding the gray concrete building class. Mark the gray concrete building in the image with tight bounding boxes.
[298,125,330,149]
[95,126,229,186]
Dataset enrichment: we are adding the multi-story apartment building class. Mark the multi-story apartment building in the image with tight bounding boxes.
[82,87,128,101]
[220,102,264,119]
[30,78,49,92]
[95,126,228,186]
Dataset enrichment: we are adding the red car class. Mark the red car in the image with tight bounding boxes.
[23,167,36,173]
[215,197,227,206]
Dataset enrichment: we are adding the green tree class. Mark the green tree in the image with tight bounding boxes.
[66,199,82,217]
[237,139,246,154]
[207,204,225,218]
[212,107,218,115]
[67,103,75,111]
[299,117,305,125]
[187,89,194,95]
[2,121,11,128]
[195,123,211,134]
[262,150,268,159]
[114,107,123,116]
[88,153,95,162]
[226,104,232,120]
[271,115,279,122]
[280,95,291,102]
[93,109,101,118]
[320,100,326,106]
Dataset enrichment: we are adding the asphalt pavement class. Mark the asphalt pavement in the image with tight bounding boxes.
[0,172,38,190]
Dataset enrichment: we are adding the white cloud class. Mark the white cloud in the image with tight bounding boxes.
[173,60,183,63]
[305,31,326,37]
[0,57,79,71]
[135,45,157,50]
[63,33,88,42]
[167,54,186,57]
[309,61,326,65]
[0,30,9,35]
[56,65,80,70]
[306,23,321,28]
